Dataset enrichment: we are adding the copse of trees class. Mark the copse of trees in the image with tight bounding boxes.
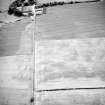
[8,0,36,16]
[34,0,100,9]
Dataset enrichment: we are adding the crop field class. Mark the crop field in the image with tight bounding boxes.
[35,1,105,86]
[35,1,105,105]
[35,1,105,87]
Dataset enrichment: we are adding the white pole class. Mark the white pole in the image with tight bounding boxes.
[30,4,36,21]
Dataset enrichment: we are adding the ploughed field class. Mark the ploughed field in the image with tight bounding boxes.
[36,1,105,40]
[35,1,105,105]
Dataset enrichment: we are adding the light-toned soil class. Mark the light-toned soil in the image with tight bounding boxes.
[0,55,33,105]
[36,38,105,90]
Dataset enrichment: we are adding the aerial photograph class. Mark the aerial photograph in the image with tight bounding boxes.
[0,0,105,105]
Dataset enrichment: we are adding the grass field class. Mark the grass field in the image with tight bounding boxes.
[36,1,105,40]
[35,1,105,104]
[0,17,33,56]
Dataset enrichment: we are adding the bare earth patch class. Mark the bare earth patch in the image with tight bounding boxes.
[35,38,105,90]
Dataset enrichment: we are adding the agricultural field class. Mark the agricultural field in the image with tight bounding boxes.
[35,1,105,105]
[0,17,33,56]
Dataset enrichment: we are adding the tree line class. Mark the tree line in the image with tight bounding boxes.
[8,0,100,16]
[8,0,36,16]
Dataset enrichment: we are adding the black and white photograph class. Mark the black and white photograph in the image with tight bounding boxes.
[0,0,105,105]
